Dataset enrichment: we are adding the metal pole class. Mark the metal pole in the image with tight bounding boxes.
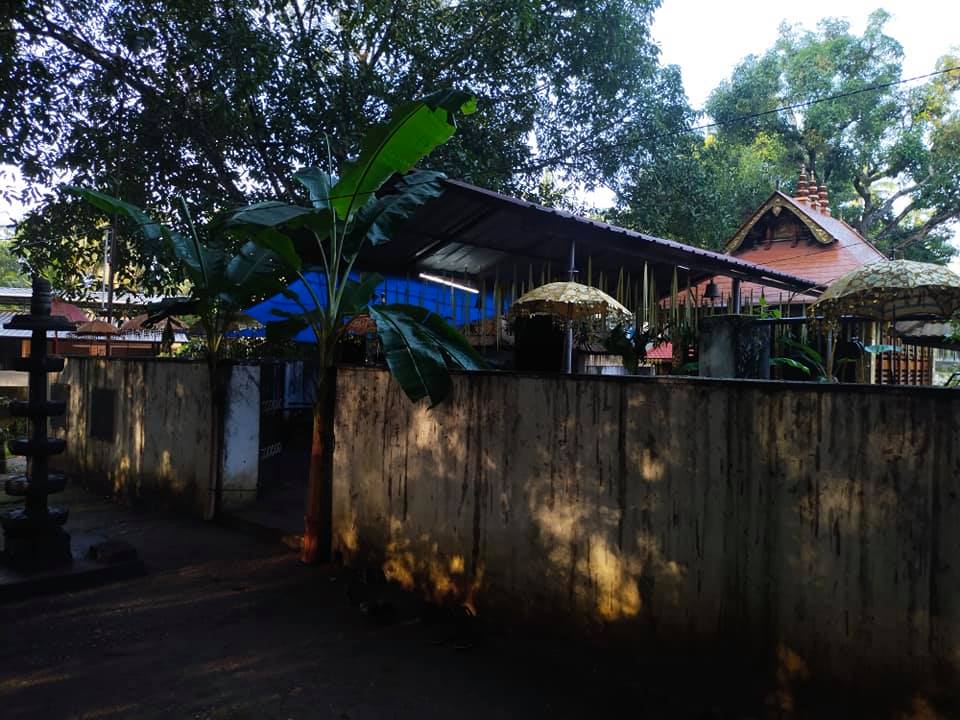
[564,239,575,374]
[106,224,116,357]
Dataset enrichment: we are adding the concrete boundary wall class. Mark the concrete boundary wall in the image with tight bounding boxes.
[332,367,960,691]
[56,358,215,515]
[220,365,261,513]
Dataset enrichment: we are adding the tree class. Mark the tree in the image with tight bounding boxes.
[220,90,483,563]
[3,0,684,290]
[71,90,483,560]
[68,186,298,519]
[612,130,792,250]
[0,227,29,286]
[702,11,960,261]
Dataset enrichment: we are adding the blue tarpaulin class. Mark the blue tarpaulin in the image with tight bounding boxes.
[243,271,502,342]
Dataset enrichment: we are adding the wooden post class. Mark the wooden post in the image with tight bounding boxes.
[563,239,575,375]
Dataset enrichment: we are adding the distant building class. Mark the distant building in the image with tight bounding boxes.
[704,168,886,311]
[691,168,943,385]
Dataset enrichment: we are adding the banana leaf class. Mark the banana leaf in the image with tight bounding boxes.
[293,168,337,210]
[235,227,302,272]
[340,273,383,315]
[67,187,208,280]
[342,170,446,258]
[66,187,165,242]
[331,90,475,220]
[368,303,485,406]
[770,357,812,375]
[219,201,317,229]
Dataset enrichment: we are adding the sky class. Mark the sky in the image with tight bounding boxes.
[3,1,959,264]
[653,0,959,111]
[654,0,960,272]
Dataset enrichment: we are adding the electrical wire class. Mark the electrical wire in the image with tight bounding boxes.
[489,65,960,175]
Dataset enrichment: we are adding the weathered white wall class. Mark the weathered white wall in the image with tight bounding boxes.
[220,364,261,512]
[57,357,214,515]
[332,367,960,691]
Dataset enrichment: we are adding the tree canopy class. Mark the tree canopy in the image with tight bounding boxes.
[0,227,29,286]
[3,0,689,293]
[616,10,960,261]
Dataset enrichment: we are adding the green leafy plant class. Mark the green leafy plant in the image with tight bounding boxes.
[220,90,482,562]
[71,90,481,560]
[603,324,640,374]
[948,312,960,344]
[757,295,781,320]
[771,335,828,380]
[68,188,295,518]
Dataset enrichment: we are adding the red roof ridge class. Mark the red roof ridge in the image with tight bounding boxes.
[724,190,886,262]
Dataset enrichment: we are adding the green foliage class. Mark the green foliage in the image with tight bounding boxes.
[757,295,782,320]
[175,334,310,362]
[770,356,811,376]
[0,236,29,287]
[238,91,484,406]
[330,90,476,220]
[616,12,960,260]
[773,335,828,380]
[603,323,650,374]
[369,304,484,406]
[0,398,29,459]
[5,0,677,292]
[949,313,960,344]
[614,130,793,250]
[68,188,292,363]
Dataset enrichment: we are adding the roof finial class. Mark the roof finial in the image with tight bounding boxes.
[808,171,820,211]
[795,165,809,203]
[819,186,830,216]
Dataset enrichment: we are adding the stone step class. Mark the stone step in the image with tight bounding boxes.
[7,400,67,419]
[8,437,66,457]
[4,473,68,496]
[0,505,69,533]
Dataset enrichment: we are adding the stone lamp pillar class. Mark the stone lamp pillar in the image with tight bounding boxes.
[0,277,77,571]
[699,314,771,380]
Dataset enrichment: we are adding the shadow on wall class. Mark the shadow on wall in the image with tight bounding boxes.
[331,368,960,710]
[55,358,213,515]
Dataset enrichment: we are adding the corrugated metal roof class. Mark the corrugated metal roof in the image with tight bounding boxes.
[0,287,167,308]
[0,311,187,342]
[359,180,822,297]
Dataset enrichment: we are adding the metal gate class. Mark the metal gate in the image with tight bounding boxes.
[257,362,286,494]
[257,361,314,498]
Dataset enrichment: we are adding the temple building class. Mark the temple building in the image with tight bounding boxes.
[693,169,947,385]
[704,168,886,312]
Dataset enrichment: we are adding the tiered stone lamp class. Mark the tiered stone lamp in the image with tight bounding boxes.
[0,276,76,571]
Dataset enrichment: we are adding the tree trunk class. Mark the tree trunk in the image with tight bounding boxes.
[301,366,337,564]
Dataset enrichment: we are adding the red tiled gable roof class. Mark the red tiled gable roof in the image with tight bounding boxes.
[645,342,673,361]
[701,191,886,305]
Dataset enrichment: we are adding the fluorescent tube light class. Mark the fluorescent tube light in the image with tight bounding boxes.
[418,272,479,294]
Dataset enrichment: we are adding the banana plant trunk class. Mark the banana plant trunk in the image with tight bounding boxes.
[301,365,337,564]
[205,356,226,520]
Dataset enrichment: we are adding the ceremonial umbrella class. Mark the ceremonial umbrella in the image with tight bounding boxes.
[509,281,633,373]
[809,260,960,322]
[508,281,632,324]
[809,259,960,382]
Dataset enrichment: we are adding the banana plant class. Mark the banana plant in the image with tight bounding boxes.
[220,89,483,562]
[67,187,298,518]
